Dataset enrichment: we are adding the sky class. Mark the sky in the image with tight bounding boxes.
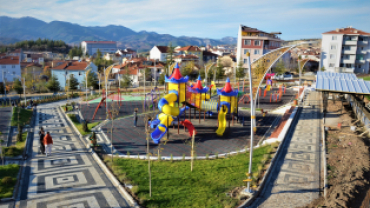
[0,0,370,40]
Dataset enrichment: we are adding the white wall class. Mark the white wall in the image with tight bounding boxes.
[320,34,343,72]
[150,47,167,62]
[0,64,22,82]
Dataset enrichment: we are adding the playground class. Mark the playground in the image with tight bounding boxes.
[78,63,296,157]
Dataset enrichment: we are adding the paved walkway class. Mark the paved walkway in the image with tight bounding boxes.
[9,101,132,208]
[250,91,322,208]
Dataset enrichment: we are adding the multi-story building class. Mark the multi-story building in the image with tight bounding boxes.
[0,55,21,82]
[150,46,171,62]
[176,46,203,61]
[320,26,370,73]
[236,25,283,68]
[81,41,117,56]
[51,61,98,89]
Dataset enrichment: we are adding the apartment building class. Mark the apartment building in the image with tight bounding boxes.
[0,55,21,82]
[236,25,283,68]
[320,26,370,73]
[81,41,117,56]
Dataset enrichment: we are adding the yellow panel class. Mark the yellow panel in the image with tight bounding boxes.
[220,95,231,103]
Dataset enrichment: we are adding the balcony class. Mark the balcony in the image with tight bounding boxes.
[343,40,357,45]
[358,40,369,45]
[341,56,355,64]
[356,59,366,64]
[342,49,356,54]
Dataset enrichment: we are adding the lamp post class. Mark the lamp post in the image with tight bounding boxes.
[246,52,255,193]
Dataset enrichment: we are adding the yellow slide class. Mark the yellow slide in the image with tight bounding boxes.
[216,106,227,136]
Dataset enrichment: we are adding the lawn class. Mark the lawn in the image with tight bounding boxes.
[68,114,100,136]
[359,76,370,81]
[0,164,20,199]
[108,145,273,208]
[61,105,74,112]
[11,107,33,126]
[2,132,28,157]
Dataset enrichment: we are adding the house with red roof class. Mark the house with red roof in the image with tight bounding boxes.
[150,46,175,62]
[0,55,21,82]
[51,60,98,89]
[320,26,370,73]
[176,45,203,60]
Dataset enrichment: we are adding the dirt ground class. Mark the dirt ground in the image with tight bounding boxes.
[302,99,370,208]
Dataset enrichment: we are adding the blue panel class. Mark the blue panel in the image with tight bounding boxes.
[346,80,355,93]
[335,79,342,92]
[352,80,362,93]
[329,79,335,91]
[323,78,330,90]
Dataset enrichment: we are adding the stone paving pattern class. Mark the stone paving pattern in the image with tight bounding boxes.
[250,91,321,208]
[15,103,131,208]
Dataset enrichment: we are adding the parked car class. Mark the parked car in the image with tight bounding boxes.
[272,72,293,80]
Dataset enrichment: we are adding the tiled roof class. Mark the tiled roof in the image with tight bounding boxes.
[117,67,139,75]
[0,56,20,65]
[174,54,199,59]
[177,46,201,52]
[117,58,165,69]
[241,25,268,34]
[203,51,218,57]
[155,46,170,53]
[51,61,89,71]
[24,62,42,68]
[323,27,370,35]
[83,41,116,44]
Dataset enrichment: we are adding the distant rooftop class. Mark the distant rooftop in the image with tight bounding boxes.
[323,26,370,35]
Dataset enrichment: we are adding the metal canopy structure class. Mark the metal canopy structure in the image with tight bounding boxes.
[316,72,370,94]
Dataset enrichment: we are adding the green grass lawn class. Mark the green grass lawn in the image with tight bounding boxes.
[11,107,33,126]
[61,105,74,112]
[2,132,28,157]
[0,164,20,199]
[67,114,100,136]
[240,107,262,111]
[359,76,370,81]
[108,145,273,208]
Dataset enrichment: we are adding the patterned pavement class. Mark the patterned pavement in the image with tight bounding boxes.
[250,91,321,208]
[15,104,132,208]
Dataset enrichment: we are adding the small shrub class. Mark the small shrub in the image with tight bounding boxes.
[205,153,209,160]
[170,154,173,162]
[131,185,139,194]
[82,120,88,132]
[257,164,263,173]
[1,176,13,185]
[252,172,259,179]
[119,173,127,181]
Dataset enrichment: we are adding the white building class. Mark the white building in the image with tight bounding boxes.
[320,27,370,73]
[150,46,170,62]
[0,55,22,82]
[81,41,117,56]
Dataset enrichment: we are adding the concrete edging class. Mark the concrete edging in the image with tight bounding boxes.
[321,92,328,198]
[60,106,139,208]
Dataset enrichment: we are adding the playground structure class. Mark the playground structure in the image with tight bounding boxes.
[144,87,161,111]
[150,63,239,144]
[91,88,122,121]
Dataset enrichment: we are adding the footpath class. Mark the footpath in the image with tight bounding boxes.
[249,91,322,208]
[1,100,133,208]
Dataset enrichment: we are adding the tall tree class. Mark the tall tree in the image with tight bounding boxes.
[235,61,245,81]
[46,75,60,93]
[82,70,98,89]
[13,79,23,96]
[121,69,132,91]
[274,60,286,75]
[215,62,225,83]
[67,74,79,95]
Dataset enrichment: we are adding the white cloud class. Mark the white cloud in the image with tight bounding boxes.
[0,0,369,39]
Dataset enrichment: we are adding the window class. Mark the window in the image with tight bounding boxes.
[329,63,335,67]
[243,59,247,64]
[254,40,260,46]
[12,71,15,75]
[332,36,337,40]
[330,54,336,59]
[358,65,362,68]
[331,45,336,50]
[345,64,352,68]
[12,65,15,68]
[244,49,250,54]
[244,40,251,45]
[254,49,260,55]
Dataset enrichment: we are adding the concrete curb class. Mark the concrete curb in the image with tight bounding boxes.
[320,92,328,198]
[60,106,139,208]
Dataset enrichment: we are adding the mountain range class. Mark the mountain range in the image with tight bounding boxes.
[0,16,237,51]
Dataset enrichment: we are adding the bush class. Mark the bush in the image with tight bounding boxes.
[82,120,88,132]
[131,185,139,194]
[1,176,13,185]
